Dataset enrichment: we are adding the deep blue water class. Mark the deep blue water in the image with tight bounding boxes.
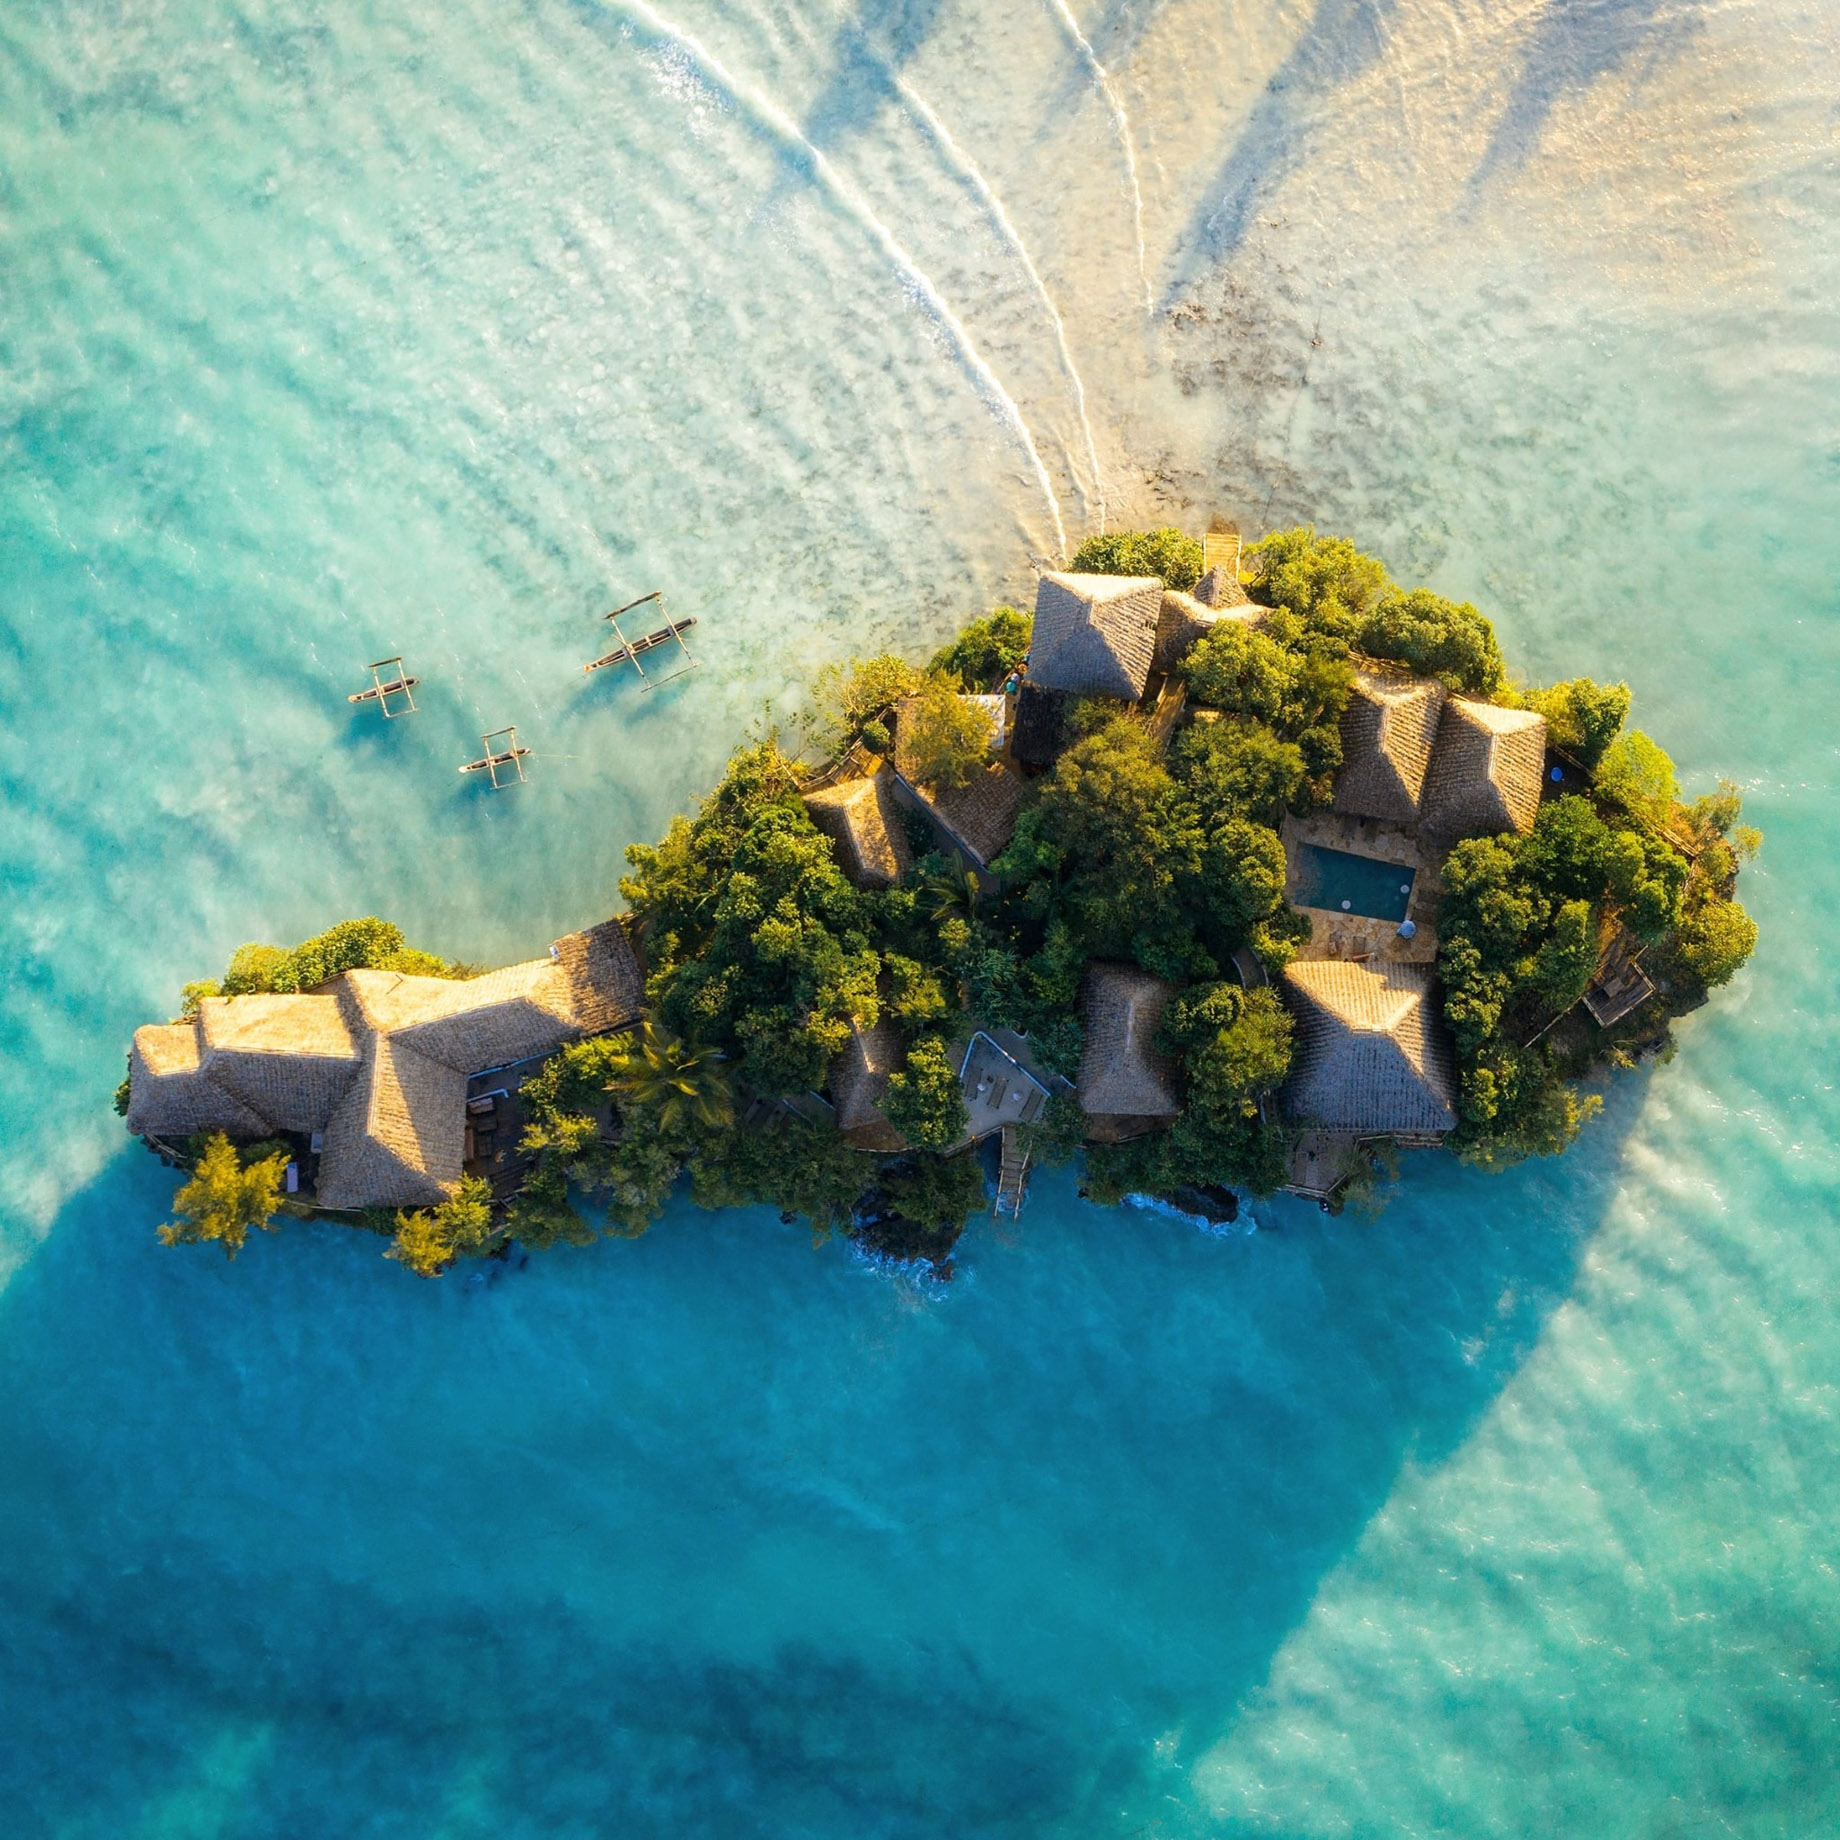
[4,0,1838,1833]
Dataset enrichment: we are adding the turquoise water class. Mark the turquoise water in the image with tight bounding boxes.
[4,0,1839,1833]
[1296,845,1414,923]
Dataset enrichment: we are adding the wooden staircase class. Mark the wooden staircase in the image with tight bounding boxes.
[993,1124,1031,1219]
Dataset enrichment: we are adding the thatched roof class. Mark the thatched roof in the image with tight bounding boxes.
[125,920,645,1206]
[126,1023,270,1139]
[890,696,1025,867]
[1011,683,1069,770]
[828,1018,907,1151]
[804,768,914,890]
[1334,667,1448,823]
[1153,590,1266,674]
[1029,572,1162,701]
[1192,565,1252,610]
[552,919,646,1033]
[1280,960,1456,1137]
[1078,964,1179,1119]
[314,1036,468,1211]
[1418,698,1546,844]
[195,993,363,1133]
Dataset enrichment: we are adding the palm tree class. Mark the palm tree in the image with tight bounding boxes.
[919,866,980,922]
[604,1023,734,1133]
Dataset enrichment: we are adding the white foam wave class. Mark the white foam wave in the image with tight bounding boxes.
[606,0,1069,555]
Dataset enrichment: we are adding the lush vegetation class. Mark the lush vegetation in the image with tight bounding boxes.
[1071,526,1205,591]
[178,916,474,1017]
[140,529,1761,1265]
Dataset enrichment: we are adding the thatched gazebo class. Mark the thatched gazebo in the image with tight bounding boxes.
[1333,666,1448,824]
[125,919,644,1209]
[1279,959,1456,1141]
[1028,571,1163,702]
[1418,698,1547,845]
[1077,963,1180,1141]
[828,1018,908,1152]
[804,767,914,890]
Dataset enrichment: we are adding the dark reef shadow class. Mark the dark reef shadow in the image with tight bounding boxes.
[0,1073,1650,1834]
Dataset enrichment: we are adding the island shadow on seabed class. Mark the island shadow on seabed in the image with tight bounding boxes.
[0,1066,1653,1834]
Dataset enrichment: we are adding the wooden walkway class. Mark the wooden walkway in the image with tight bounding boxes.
[993,1124,1030,1218]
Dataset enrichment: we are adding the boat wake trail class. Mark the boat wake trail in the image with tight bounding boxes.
[1043,0,1150,314]
[893,76,1106,530]
[606,0,1068,556]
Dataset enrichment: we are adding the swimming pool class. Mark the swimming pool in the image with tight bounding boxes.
[1296,845,1416,922]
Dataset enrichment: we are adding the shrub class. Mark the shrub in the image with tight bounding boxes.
[1069,527,1204,591]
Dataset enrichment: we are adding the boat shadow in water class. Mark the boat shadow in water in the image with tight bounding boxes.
[0,1074,1648,1835]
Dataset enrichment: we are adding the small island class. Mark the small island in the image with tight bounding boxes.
[120,526,1759,1275]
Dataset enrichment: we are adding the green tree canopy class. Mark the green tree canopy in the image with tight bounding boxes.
[881,1036,969,1151]
[1673,898,1758,990]
[1069,526,1205,591]
[899,672,995,789]
[1358,588,1506,697]
[621,741,882,1094]
[1595,729,1680,826]
[1159,982,1294,1116]
[1244,526,1390,634]
[930,606,1031,689]
[388,1176,495,1277]
[159,1134,287,1259]
[1530,677,1630,767]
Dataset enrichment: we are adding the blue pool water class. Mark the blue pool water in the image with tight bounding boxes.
[5,0,1840,1833]
[1296,844,1416,923]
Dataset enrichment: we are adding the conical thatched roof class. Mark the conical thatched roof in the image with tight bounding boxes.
[125,920,644,1207]
[1280,960,1456,1137]
[1419,698,1546,844]
[1334,667,1448,823]
[1192,565,1251,610]
[803,767,914,890]
[1029,572,1162,701]
[828,1018,907,1151]
[1078,964,1179,1120]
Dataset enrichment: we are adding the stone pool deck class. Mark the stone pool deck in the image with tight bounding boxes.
[1281,812,1440,964]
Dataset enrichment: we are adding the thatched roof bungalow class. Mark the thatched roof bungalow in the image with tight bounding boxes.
[1077,963,1180,1141]
[828,1018,908,1152]
[1333,666,1448,824]
[125,919,644,1209]
[803,767,914,890]
[891,694,1024,869]
[1418,698,1546,845]
[1279,959,1456,1141]
[1028,571,1162,702]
